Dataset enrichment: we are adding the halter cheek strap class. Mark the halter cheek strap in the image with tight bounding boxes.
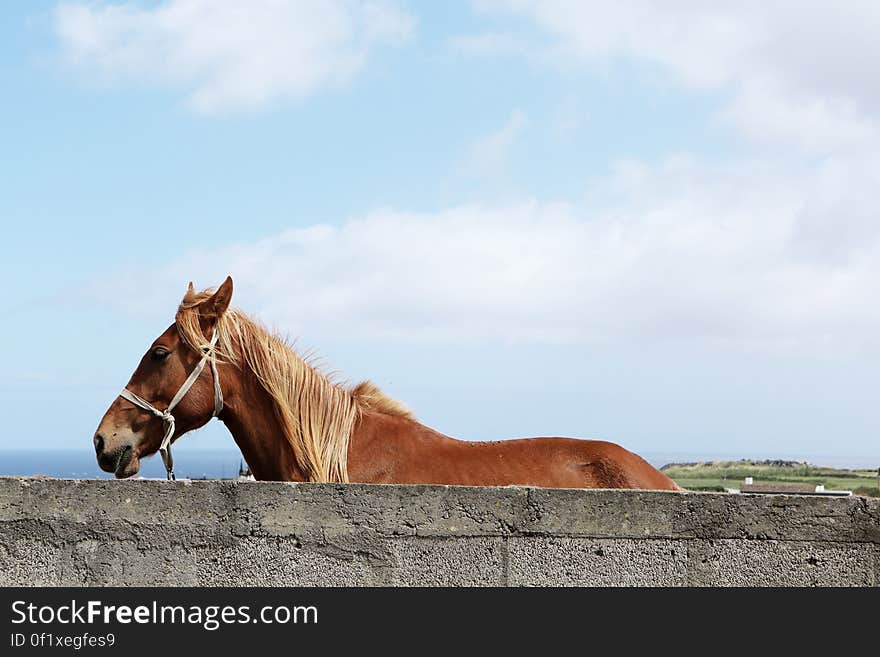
[118,330,223,480]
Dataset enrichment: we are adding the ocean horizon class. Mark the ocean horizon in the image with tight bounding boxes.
[0,447,875,480]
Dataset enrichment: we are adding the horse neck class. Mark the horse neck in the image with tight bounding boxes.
[217,363,307,481]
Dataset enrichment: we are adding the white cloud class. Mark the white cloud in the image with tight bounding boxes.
[54,0,414,113]
[463,109,528,178]
[93,152,880,352]
[470,1,880,152]
[721,80,877,151]
[68,2,880,354]
[449,31,529,57]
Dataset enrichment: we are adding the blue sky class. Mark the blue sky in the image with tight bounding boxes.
[2,1,879,467]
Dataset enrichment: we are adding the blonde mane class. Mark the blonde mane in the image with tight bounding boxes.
[175,288,415,483]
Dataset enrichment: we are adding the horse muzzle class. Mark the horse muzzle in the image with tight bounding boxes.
[94,434,141,478]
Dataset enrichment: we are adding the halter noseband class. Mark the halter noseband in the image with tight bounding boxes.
[118,330,223,480]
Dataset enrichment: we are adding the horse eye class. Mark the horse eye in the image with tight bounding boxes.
[151,347,171,361]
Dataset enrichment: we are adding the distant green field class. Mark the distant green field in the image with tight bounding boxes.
[661,460,880,496]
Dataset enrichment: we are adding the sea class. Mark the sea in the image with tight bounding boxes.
[0,448,247,480]
[0,447,875,479]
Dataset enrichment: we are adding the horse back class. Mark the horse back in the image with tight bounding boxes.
[348,412,682,491]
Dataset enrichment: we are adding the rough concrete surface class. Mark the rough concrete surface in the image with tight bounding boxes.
[0,477,876,586]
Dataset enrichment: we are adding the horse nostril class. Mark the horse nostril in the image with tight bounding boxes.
[94,433,104,454]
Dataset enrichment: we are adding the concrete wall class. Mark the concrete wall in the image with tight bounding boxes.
[0,477,877,586]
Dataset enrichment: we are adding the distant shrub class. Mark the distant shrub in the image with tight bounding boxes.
[852,486,880,498]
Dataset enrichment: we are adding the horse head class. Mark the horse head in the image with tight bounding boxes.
[93,277,233,478]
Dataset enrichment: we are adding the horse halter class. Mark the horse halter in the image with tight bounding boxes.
[118,330,223,480]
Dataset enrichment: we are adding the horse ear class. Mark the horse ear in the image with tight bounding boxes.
[199,276,233,320]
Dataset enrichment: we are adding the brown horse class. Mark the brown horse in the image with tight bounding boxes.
[94,277,682,490]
